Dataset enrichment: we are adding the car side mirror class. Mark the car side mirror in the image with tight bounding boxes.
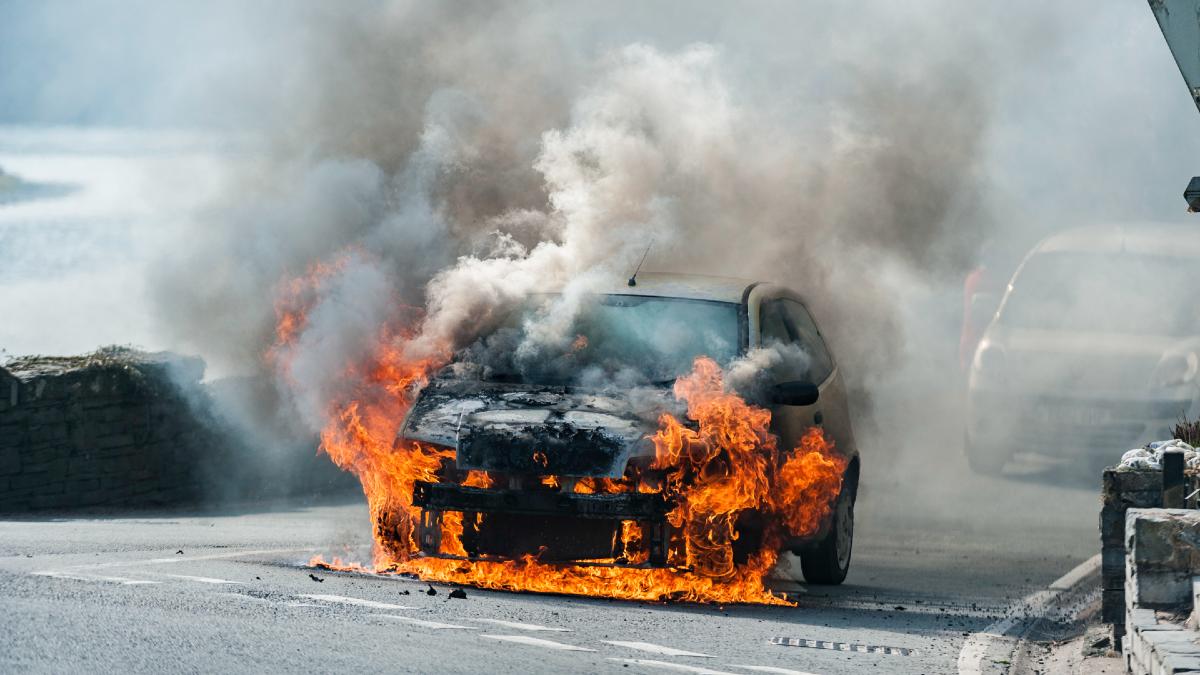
[770,381,819,406]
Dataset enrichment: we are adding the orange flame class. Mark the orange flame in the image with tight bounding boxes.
[275,267,846,605]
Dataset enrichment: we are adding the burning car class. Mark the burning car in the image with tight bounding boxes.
[393,273,859,585]
[966,225,1200,476]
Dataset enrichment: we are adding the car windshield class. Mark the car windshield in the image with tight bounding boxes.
[457,294,741,385]
[998,251,1200,336]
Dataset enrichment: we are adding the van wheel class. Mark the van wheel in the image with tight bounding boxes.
[964,432,1009,476]
[800,479,854,585]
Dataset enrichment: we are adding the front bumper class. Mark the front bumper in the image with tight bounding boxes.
[967,391,1194,458]
[412,481,672,565]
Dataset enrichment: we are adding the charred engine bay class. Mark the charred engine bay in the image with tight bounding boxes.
[400,377,684,478]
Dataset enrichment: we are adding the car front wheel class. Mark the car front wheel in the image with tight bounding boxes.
[799,477,855,585]
[964,431,1010,476]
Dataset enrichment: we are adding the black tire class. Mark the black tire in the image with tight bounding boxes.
[800,477,855,585]
[964,431,1009,476]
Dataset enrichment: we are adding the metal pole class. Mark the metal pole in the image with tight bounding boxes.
[1163,449,1186,508]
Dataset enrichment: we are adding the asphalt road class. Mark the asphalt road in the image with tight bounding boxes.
[0,451,1102,675]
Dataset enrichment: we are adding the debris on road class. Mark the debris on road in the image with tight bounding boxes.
[308,574,324,583]
[176,550,184,555]
[448,588,467,599]
[426,585,437,596]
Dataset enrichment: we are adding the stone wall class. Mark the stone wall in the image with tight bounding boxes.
[0,349,225,511]
[1102,469,1168,647]
[1123,508,1200,675]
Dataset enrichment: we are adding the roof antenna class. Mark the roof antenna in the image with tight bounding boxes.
[628,240,652,287]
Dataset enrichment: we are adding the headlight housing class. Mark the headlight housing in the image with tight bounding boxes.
[1152,351,1199,389]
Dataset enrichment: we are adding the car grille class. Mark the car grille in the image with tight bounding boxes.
[1007,351,1163,393]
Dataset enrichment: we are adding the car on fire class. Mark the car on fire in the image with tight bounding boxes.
[966,224,1200,476]
[394,273,860,584]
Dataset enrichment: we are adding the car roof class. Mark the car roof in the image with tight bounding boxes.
[593,272,756,303]
[1034,223,1200,258]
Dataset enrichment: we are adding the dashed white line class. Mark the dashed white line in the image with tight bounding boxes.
[603,641,715,658]
[474,618,571,632]
[157,574,241,585]
[481,634,596,652]
[31,547,315,576]
[32,571,159,585]
[607,658,737,674]
[729,665,820,675]
[374,614,477,630]
[299,594,414,611]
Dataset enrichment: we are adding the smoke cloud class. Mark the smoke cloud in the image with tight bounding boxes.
[5,0,1200,496]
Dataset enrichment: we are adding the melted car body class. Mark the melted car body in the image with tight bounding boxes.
[397,273,860,583]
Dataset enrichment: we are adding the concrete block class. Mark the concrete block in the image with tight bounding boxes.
[1107,468,1164,493]
[1144,629,1200,650]
[1132,569,1195,609]
[1131,607,1167,630]
[1128,509,1200,570]
[1106,589,1129,622]
[1106,547,1129,576]
[1158,654,1200,674]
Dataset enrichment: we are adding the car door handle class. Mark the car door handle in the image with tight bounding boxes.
[813,411,824,425]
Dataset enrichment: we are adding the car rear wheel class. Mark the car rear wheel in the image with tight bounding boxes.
[800,477,854,585]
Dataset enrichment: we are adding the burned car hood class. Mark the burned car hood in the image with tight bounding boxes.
[399,378,679,478]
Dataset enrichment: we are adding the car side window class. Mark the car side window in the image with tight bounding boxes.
[781,299,835,384]
[760,299,791,345]
[759,299,809,382]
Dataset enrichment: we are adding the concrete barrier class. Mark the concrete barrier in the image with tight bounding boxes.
[1123,508,1200,675]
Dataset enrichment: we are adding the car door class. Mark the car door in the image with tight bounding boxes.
[758,297,825,453]
[758,296,855,460]
[778,297,854,459]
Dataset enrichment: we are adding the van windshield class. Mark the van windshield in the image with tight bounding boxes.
[998,252,1200,336]
[457,294,741,385]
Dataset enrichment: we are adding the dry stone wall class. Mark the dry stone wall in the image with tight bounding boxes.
[0,349,225,511]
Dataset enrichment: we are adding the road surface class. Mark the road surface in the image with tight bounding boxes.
[0,454,1101,675]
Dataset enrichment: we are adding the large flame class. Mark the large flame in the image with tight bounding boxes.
[274,266,847,605]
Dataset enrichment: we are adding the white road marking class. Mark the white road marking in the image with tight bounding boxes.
[603,641,715,658]
[374,614,477,630]
[729,665,820,675]
[299,594,415,611]
[158,574,241,585]
[1049,553,1101,590]
[607,658,737,674]
[138,547,316,562]
[474,618,571,632]
[32,547,315,576]
[957,554,1101,675]
[32,571,159,585]
[481,634,596,652]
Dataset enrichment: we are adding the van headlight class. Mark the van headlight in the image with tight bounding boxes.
[1152,352,1199,388]
[971,344,1007,388]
